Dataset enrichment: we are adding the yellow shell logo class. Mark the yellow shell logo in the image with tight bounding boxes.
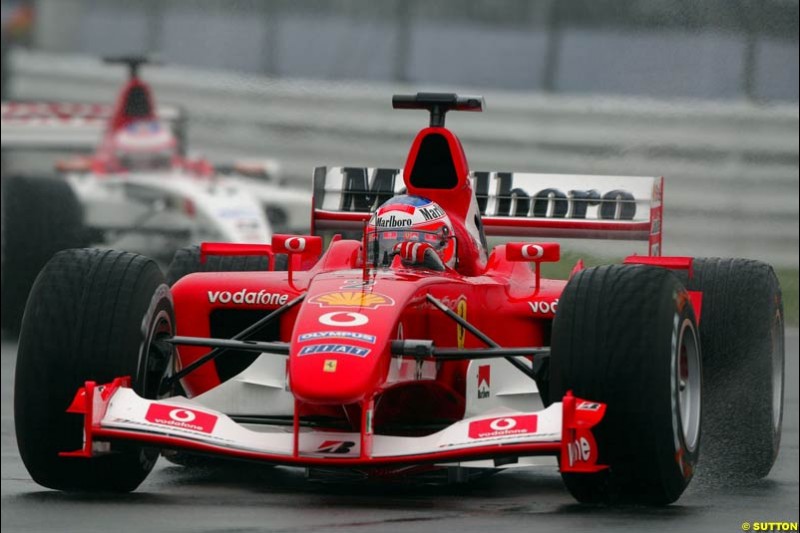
[456,298,467,348]
[309,291,394,309]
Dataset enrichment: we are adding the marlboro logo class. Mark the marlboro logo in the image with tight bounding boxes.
[477,365,490,399]
[376,215,412,228]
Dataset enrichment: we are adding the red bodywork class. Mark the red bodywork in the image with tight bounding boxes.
[172,123,570,430]
[63,105,697,474]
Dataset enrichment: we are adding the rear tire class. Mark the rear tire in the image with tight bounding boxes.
[678,258,784,479]
[1,176,86,334]
[166,245,287,286]
[14,249,174,492]
[551,265,701,504]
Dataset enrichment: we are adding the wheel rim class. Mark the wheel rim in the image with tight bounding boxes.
[140,307,174,400]
[677,318,701,452]
[771,311,785,434]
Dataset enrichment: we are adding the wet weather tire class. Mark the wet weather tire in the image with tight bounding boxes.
[678,258,784,479]
[14,249,174,492]
[1,176,85,334]
[551,265,701,505]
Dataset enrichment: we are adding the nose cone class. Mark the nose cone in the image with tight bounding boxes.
[289,274,414,405]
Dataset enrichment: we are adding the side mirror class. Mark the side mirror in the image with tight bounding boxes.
[271,234,323,257]
[272,235,323,288]
[506,242,560,289]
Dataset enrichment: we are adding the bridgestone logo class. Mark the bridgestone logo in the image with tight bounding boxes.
[208,290,289,306]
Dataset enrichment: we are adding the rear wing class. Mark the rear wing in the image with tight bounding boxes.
[312,167,663,256]
[0,101,186,153]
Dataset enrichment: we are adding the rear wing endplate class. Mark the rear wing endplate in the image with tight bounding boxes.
[312,166,663,255]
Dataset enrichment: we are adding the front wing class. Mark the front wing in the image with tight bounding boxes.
[62,378,607,472]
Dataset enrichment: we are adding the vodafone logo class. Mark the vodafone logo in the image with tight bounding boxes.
[145,404,218,433]
[489,418,517,431]
[319,311,369,327]
[208,289,289,306]
[468,415,537,439]
[273,234,322,256]
[520,244,544,259]
[508,242,559,263]
[284,237,306,252]
[529,299,559,315]
[567,436,592,467]
[169,409,196,423]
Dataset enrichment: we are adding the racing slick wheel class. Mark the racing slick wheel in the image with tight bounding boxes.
[551,265,701,504]
[14,249,175,491]
[678,258,784,480]
[1,176,86,335]
[165,244,287,286]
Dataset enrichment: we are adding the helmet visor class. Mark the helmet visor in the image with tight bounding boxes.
[367,227,450,267]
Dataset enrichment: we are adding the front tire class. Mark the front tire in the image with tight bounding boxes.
[551,265,701,504]
[14,249,174,492]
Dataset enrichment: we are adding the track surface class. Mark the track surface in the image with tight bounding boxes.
[2,332,798,533]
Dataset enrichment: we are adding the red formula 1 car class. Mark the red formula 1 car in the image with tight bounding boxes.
[14,94,785,504]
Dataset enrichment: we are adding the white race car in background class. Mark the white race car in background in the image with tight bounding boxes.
[0,57,310,332]
[63,166,270,255]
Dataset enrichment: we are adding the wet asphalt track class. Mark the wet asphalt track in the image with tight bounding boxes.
[1,332,798,533]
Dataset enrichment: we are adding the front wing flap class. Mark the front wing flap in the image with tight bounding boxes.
[61,378,607,472]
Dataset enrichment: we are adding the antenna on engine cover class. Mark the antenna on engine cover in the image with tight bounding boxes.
[392,93,484,127]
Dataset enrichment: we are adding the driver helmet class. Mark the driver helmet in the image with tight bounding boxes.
[367,195,456,268]
[110,120,176,171]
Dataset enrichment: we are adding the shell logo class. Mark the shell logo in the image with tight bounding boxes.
[309,291,395,309]
[456,298,467,348]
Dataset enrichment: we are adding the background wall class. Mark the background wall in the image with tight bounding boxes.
[2,0,798,269]
[20,0,800,103]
